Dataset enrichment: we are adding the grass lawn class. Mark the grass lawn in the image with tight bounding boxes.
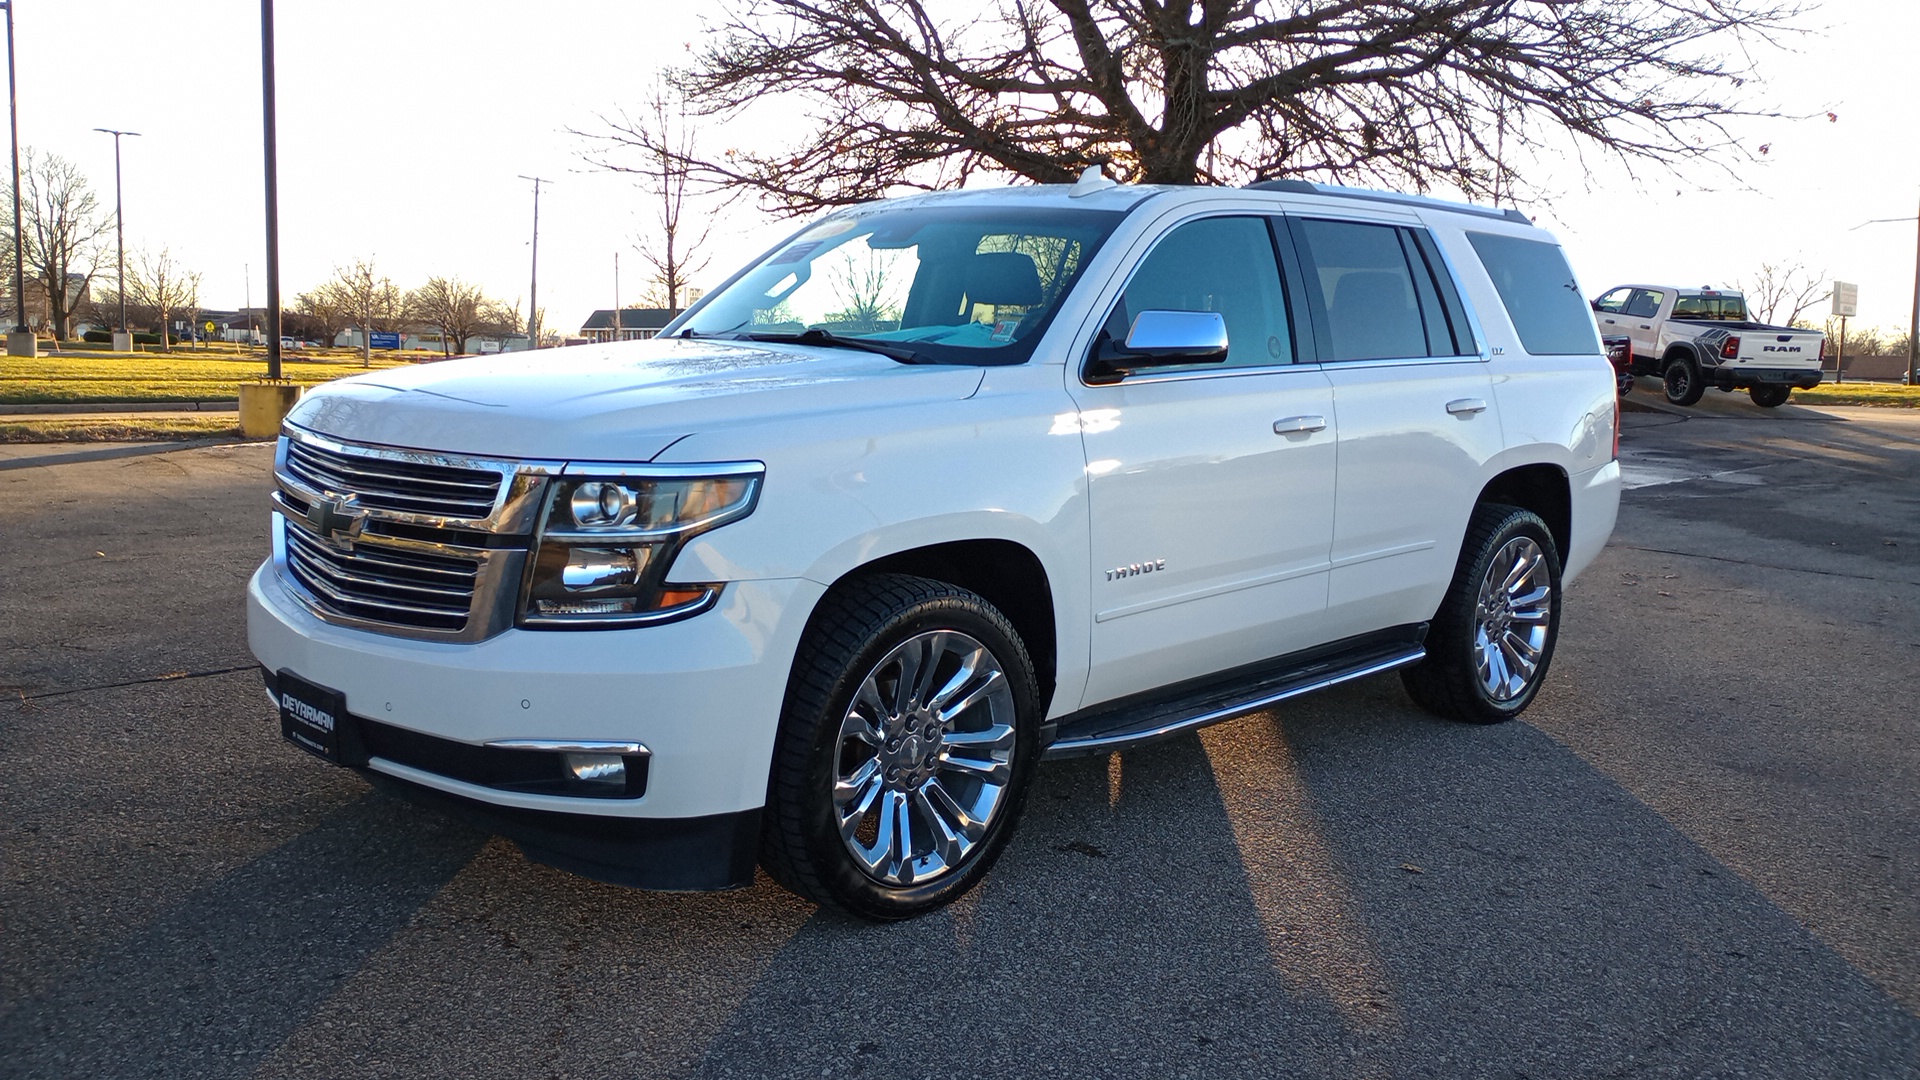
[1795,383,1920,408]
[0,351,424,405]
[0,414,245,444]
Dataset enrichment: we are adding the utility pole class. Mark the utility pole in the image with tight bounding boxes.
[1910,189,1919,387]
[260,0,283,380]
[3,0,33,357]
[93,127,140,350]
[518,175,549,350]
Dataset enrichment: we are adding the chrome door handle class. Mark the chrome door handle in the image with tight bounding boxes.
[1272,415,1327,435]
[1445,398,1487,415]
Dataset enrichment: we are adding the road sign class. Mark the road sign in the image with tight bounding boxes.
[1832,281,1859,318]
[204,321,216,334]
[369,331,402,350]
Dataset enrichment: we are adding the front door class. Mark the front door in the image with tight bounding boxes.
[1068,214,1337,707]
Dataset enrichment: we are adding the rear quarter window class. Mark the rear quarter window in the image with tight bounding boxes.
[1465,232,1600,356]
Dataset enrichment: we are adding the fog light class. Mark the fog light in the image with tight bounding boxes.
[563,752,626,787]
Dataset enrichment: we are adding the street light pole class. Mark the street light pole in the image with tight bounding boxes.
[3,0,33,357]
[92,127,139,346]
[518,175,548,350]
[260,0,283,381]
[1909,190,1919,387]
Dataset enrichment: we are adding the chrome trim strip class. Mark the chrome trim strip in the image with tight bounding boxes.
[560,460,766,479]
[484,740,650,756]
[1044,647,1426,757]
[270,490,499,560]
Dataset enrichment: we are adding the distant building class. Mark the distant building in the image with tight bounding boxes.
[579,307,679,343]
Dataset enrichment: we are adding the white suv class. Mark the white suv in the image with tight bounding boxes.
[249,177,1621,919]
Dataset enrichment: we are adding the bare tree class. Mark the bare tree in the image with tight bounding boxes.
[406,276,506,356]
[123,247,201,353]
[322,258,405,365]
[1739,261,1830,326]
[293,286,350,347]
[582,82,711,309]
[586,0,1805,214]
[1,148,111,339]
[828,250,903,330]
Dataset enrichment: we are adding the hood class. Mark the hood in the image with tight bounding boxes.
[286,337,987,461]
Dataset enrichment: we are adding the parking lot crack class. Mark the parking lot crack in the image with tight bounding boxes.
[10,663,258,703]
[1609,544,1920,587]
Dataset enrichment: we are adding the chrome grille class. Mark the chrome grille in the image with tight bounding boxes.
[285,437,504,520]
[282,519,479,632]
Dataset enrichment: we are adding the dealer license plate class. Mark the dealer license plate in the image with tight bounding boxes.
[278,672,347,763]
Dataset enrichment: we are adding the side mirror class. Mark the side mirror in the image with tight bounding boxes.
[1086,310,1229,382]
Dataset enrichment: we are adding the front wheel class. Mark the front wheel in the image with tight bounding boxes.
[761,574,1039,920]
[1664,358,1705,406]
[1749,384,1791,408]
[1403,504,1563,724]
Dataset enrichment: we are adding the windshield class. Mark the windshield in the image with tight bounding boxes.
[679,203,1124,365]
[1673,294,1747,320]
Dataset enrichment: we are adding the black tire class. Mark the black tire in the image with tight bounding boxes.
[1664,356,1705,406]
[1749,384,1790,408]
[761,573,1040,920]
[1402,504,1563,724]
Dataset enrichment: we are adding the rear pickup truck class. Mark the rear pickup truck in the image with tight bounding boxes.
[1591,285,1825,408]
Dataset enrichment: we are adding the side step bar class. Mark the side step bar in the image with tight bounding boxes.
[1042,631,1427,760]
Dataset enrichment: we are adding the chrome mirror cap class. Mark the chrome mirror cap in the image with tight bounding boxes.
[1125,310,1229,359]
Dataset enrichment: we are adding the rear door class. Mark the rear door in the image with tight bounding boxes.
[1281,214,1505,643]
[1621,288,1667,361]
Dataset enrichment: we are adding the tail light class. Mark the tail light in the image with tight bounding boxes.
[1720,336,1741,360]
[1819,337,1827,362]
[1612,397,1620,461]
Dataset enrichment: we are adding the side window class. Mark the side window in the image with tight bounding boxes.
[1289,218,1431,362]
[1464,231,1602,356]
[1624,290,1664,319]
[1594,288,1633,314]
[1107,216,1294,369]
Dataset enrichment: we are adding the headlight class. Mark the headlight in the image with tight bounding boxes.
[519,465,762,628]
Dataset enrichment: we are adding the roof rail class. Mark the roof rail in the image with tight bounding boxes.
[1243,179,1531,225]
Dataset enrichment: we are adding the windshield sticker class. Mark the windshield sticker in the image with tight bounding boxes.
[767,241,823,266]
[990,319,1021,342]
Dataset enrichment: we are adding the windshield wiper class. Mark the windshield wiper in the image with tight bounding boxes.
[744,328,926,365]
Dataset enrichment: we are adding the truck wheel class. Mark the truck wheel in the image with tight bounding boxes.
[761,573,1039,920]
[1750,385,1790,408]
[1402,504,1563,724]
[1664,358,1705,406]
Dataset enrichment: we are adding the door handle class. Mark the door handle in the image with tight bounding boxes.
[1272,415,1327,435]
[1603,318,1616,324]
[1445,398,1487,415]
[1638,324,1651,330]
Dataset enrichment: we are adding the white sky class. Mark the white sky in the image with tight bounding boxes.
[11,0,1919,335]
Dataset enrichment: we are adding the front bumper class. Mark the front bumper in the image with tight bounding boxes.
[248,561,825,885]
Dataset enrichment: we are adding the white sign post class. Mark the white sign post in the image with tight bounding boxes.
[1831,281,1858,383]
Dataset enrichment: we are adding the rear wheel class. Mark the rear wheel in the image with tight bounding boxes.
[761,574,1039,920]
[1749,384,1790,408]
[1403,504,1563,724]
[1664,357,1705,406]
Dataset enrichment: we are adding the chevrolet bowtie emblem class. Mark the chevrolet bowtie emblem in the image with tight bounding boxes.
[306,497,367,547]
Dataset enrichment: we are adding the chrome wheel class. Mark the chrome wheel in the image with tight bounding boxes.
[1472,536,1554,703]
[833,629,1017,886]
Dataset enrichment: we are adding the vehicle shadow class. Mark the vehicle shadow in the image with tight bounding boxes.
[671,679,1920,1079]
[0,791,487,1080]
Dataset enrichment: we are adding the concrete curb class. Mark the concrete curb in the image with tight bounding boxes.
[0,437,255,471]
[0,400,239,416]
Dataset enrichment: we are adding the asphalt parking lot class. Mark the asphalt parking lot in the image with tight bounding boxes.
[3,397,1918,1079]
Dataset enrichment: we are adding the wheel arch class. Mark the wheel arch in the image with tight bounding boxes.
[810,539,1059,715]
[1475,464,1571,562]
